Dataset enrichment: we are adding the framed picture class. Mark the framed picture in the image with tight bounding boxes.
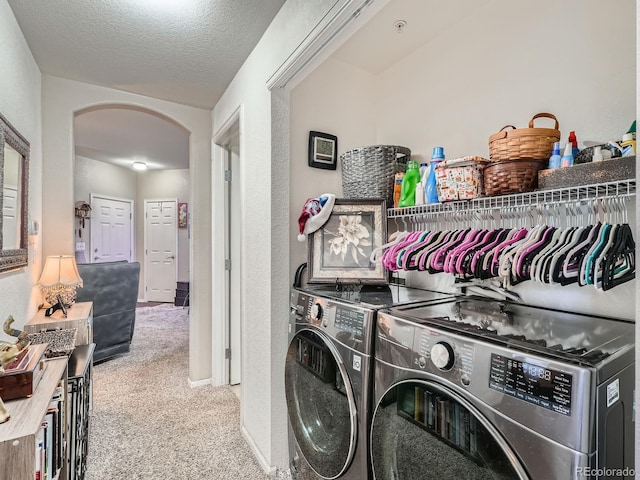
[178,202,188,228]
[308,131,338,170]
[308,198,387,284]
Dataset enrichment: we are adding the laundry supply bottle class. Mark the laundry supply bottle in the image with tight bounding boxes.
[568,131,580,157]
[592,145,604,162]
[426,147,444,204]
[415,182,425,206]
[398,160,421,207]
[548,142,562,169]
[560,143,574,168]
[620,133,636,156]
[419,162,429,182]
[393,172,405,208]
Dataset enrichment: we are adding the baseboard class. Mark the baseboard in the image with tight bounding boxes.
[188,377,211,388]
[137,297,145,303]
[241,424,277,476]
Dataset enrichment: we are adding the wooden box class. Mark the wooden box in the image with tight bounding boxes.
[25,301,93,346]
[0,344,47,400]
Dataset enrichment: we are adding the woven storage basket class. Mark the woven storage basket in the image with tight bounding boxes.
[341,145,411,204]
[483,159,546,196]
[488,113,560,162]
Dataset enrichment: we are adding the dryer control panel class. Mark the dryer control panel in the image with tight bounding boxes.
[290,290,375,355]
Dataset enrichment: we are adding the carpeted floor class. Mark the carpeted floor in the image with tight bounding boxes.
[85,303,268,479]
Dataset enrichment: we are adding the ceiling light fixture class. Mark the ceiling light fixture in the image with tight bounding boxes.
[133,161,147,171]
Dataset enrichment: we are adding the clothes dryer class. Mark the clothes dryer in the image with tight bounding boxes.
[370,297,635,479]
[285,285,453,479]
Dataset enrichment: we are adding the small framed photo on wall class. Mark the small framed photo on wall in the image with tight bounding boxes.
[178,202,188,229]
[308,131,338,170]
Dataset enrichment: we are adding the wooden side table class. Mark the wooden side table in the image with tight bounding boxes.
[25,302,93,346]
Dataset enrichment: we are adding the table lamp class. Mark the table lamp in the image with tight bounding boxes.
[38,255,83,316]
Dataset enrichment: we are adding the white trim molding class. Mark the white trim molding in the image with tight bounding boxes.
[266,0,385,91]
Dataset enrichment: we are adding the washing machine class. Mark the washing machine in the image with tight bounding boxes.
[370,297,635,479]
[285,284,453,479]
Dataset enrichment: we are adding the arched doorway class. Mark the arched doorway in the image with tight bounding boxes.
[73,105,191,304]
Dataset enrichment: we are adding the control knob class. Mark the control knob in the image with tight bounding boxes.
[310,303,323,322]
[430,342,455,371]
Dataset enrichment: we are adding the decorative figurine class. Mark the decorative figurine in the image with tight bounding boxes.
[0,315,30,423]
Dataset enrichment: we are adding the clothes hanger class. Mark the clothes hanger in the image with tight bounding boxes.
[369,230,409,265]
[417,230,453,271]
[602,223,635,291]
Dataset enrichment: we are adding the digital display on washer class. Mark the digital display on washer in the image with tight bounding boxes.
[489,354,572,415]
[334,307,365,336]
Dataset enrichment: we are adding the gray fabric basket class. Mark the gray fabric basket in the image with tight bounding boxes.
[341,145,411,204]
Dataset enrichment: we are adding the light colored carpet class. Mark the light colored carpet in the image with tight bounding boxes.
[85,304,268,479]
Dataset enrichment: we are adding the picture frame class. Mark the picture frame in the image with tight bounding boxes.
[178,202,188,229]
[308,198,387,285]
[308,131,338,170]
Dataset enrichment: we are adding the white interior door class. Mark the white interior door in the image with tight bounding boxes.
[145,199,177,302]
[90,195,133,263]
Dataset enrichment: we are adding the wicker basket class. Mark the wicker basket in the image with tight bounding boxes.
[341,145,411,204]
[483,159,546,196]
[488,113,560,162]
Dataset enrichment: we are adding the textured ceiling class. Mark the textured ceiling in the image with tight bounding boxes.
[8,0,285,170]
[8,0,286,109]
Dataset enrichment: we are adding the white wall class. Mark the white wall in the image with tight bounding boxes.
[0,0,43,337]
[41,75,212,381]
[212,0,346,472]
[289,0,636,320]
[290,57,379,274]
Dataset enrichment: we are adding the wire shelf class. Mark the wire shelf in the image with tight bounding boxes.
[387,179,636,219]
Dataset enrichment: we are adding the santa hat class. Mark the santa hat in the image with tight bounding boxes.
[297,194,336,242]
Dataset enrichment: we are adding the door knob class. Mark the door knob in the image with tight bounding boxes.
[167,255,175,259]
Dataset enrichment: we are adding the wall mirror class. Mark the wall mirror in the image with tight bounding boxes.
[0,113,29,273]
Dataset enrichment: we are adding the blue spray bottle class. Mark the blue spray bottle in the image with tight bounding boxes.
[548,142,562,169]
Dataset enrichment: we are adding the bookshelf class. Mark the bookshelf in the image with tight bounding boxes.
[0,357,68,480]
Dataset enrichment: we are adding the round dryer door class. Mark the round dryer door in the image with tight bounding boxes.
[371,380,529,480]
[285,329,358,479]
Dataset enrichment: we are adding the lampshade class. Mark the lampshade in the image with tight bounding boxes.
[38,255,83,306]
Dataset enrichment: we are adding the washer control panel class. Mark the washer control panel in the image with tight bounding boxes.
[416,327,475,386]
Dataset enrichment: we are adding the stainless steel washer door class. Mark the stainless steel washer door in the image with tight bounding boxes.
[285,329,358,479]
[371,380,529,480]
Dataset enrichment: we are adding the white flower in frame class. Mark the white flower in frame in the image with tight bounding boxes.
[327,215,372,265]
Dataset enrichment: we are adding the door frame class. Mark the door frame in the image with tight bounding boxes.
[212,105,244,387]
[89,193,134,264]
[143,198,179,303]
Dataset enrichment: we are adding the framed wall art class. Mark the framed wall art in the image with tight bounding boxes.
[308,131,338,170]
[178,202,188,229]
[308,198,387,284]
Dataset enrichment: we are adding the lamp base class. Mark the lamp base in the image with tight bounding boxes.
[43,288,76,307]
